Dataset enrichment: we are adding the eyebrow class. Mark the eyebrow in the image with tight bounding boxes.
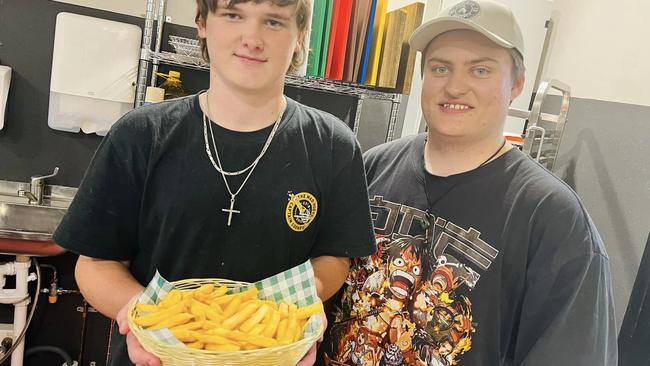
[426,57,500,65]
[218,3,292,20]
[265,12,291,21]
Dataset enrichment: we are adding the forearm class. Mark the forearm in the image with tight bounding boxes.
[311,256,350,301]
[75,255,144,319]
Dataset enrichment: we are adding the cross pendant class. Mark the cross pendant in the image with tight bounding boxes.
[222,195,241,226]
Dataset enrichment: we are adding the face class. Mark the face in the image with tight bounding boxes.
[421,30,524,143]
[388,246,422,300]
[197,1,303,93]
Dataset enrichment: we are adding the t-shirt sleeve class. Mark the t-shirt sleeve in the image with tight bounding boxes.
[52,115,150,261]
[311,132,377,259]
[513,192,618,365]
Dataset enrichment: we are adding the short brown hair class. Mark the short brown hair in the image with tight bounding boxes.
[195,0,311,74]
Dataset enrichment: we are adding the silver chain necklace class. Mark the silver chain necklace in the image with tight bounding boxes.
[202,91,287,226]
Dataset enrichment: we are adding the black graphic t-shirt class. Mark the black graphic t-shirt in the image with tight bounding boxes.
[53,94,376,366]
[324,134,617,366]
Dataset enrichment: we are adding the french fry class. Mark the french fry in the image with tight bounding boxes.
[149,313,194,331]
[170,320,205,332]
[263,300,279,311]
[193,292,211,303]
[206,327,231,337]
[276,318,288,342]
[239,305,269,333]
[262,307,273,324]
[242,343,261,350]
[186,341,204,349]
[190,299,207,321]
[133,282,321,352]
[249,323,266,336]
[212,293,237,306]
[279,302,289,316]
[202,320,222,331]
[222,302,259,330]
[204,306,224,322]
[246,334,279,348]
[236,287,259,301]
[135,303,158,313]
[197,284,215,295]
[222,297,242,318]
[171,329,197,343]
[263,310,281,338]
[209,301,224,314]
[209,285,229,299]
[279,314,297,344]
[194,333,235,345]
[294,320,306,342]
[224,330,250,343]
[159,290,182,308]
[295,302,324,320]
[134,301,186,327]
[191,299,224,323]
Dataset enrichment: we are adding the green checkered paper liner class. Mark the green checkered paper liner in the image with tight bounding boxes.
[134,260,322,346]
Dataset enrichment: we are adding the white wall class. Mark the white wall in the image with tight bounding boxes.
[541,0,650,107]
[400,0,554,137]
[52,0,198,27]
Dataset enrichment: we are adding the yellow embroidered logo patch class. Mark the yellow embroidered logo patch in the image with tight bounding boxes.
[285,192,318,232]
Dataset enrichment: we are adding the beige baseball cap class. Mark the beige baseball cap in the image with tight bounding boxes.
[409,0,524,57]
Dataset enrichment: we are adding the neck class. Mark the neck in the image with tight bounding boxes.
[424,133,511,177]
[202,73,285,132]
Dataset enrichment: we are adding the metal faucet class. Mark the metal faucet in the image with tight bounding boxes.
[18,167,59,205]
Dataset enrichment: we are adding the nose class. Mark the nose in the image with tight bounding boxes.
[443,71,469,97]
[241,21,264,51]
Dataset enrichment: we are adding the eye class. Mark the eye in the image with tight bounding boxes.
[222,12,241,20]
[266,19,284,28]
[473,67,490,77]
[432,66,449,74]
[413,266,421,275]
[393,258,405,267]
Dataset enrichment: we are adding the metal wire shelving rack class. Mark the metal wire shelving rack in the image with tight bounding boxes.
[135,0,403,142]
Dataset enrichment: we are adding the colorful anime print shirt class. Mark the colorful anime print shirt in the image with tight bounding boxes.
[325,195,497,366]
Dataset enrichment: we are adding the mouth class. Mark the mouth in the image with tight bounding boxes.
[234,53,267,64]
[389,270,415,298]
[439,103,473,112]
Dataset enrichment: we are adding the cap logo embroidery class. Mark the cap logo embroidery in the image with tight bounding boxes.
[449,0,481,19]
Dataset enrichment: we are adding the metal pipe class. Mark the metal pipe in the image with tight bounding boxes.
[135,0,156,107]
[10,256,30,366]
[151,0,167,87]
[0,258,40,366]
[77,300,88,365]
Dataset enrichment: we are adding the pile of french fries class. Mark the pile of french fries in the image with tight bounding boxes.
[133,284,323,352]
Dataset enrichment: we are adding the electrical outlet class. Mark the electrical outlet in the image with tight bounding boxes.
[0,323,13,341]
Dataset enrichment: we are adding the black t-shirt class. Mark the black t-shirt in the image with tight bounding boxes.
[53,94,376,365]
[324,134,617,366]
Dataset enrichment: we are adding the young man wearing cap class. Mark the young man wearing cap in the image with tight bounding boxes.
[53,0,376,365]
[323,1,617,365]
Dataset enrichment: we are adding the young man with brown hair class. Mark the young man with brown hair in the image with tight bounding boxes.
[53,1,376,365]
[324,1,617,365]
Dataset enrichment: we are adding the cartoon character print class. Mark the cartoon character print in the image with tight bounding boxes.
[328,235,475,366]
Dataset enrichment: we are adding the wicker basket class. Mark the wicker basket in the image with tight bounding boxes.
[127,278,323,366]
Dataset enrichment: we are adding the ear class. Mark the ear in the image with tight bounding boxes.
[510,75,525,103]
[196,14,207,39]
[294,30,306,56]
